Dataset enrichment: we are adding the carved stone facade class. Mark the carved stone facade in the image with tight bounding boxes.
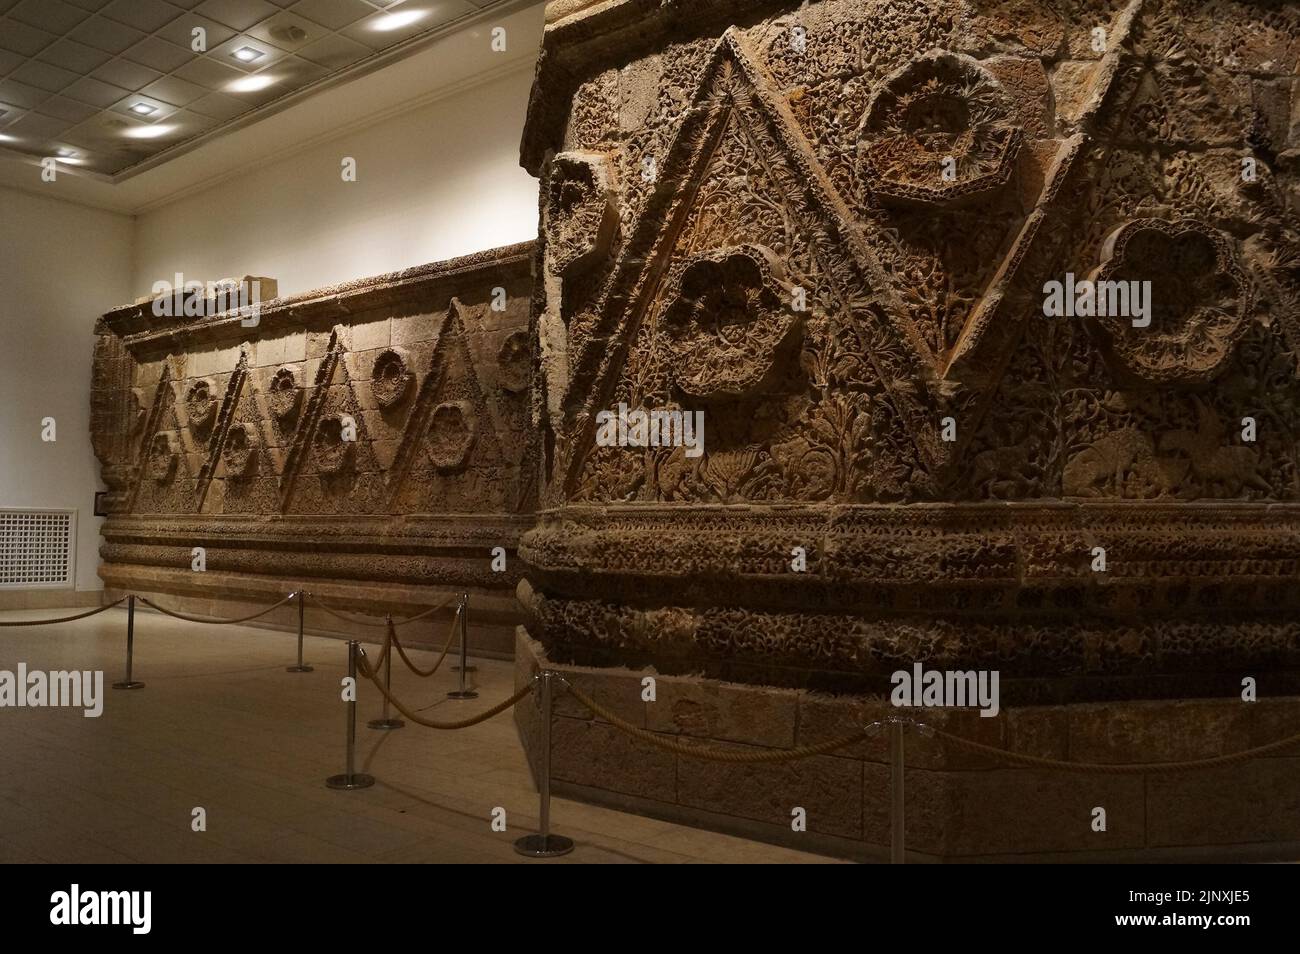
[90,244,536,651]
[517,0,1300,857]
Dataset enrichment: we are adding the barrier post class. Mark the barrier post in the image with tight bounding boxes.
[446,593,478,700]
[514,670,574,857]
[326,640,375,790]
[111,594,145,690]
[368,617,405,730]
[286,590,313,673]
[889,718,905,864]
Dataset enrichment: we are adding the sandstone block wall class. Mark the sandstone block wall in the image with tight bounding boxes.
[90,243,536,652]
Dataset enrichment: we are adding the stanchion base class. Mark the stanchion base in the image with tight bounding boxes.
[447,690,479,700]
[285,665,314,673]
[111,681,145,690]
[325,773,375,790]
[514,834,575,858]
[367,718,405,730]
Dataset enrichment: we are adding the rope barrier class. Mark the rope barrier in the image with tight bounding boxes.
[11,589,1299,783]
[305,593,457,628]
[926,724,1300,775]
[0,597,127,626]
[565,683,871,764]
[355,648,534,729]
[140,592,296,626]
[390,613,460,678]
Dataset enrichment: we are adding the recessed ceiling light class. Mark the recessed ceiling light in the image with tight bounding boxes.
[227,74,276,93]
[372,9,427,31]
[0,132,16,143]
[233,46,265,63]
[57,147,78,158]
[130,103,157,116]
[124,124,175,140]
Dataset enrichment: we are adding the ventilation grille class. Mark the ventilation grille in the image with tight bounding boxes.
[0,509,76,588]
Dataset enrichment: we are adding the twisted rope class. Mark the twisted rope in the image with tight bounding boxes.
[306,593,457,628]
[927,725,1300,775]
[0,597,127,627]
[356,649,533,729]
[390,611,460,678]
[140,592,296,626]
[565,683,870,764]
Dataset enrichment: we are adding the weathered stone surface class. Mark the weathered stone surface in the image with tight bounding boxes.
[676,745,864,839]
[550,717,677,802]
[90,244,537,625]
[1147,758,1300,848]
[513,0,1300,860]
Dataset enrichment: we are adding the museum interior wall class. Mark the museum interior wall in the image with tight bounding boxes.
[0,187,132,606]
[512,0,1300,860]
[131,65,540,302]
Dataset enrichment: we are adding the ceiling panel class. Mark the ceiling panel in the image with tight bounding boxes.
[0,0,524,178]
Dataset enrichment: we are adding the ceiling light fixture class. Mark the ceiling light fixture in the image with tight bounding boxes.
[372,9,427,31]
[124,124,175,140]
[232,46,265,63]
[226,74,276,93]
[130,103,157,116]
[57,147,78,157]
[0,132,16,142]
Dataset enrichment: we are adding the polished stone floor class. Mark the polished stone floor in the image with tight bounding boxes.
[0,605,834,864]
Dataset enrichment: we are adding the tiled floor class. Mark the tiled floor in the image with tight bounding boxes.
[0,606,835,864]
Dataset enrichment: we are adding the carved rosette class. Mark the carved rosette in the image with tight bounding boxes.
[268,366,301,420]
[314,414,354,474]
[370,347,413,409]
[661,244,798,400]
[222,422,258,476]
[497,331,531,394]
[1088,218,1252,385]
[858,50,1021,207]
[185,378,218,431]
[543,151,619,278]
[426,401,476,472]
[147,432,179,483]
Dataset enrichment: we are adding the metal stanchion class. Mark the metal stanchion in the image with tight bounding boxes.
[326,640,375,790]
[111,595,145,690]
[446,592,478,700]
[286,590,313,673]
[889,718,905,865]
[514,670,574,857]
[368,617,404,730]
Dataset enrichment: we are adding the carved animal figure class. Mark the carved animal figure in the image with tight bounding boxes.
[970,437,1044,499]
[1062,428,1184,498]
[1159,399,1271,497]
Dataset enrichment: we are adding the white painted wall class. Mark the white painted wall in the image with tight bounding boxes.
[131,64,540,300]
[0,187,134,591]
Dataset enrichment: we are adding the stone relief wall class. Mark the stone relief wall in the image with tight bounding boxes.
[90,243,536,630]
[518,0,1300,697]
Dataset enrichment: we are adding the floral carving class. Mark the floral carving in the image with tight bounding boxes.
[1088,218,1252,385]
[314,414,354,475]
[370,348,413,409]
[497,331,530,393]
[857,50,1021,207]
[222,422,258,476]
[185,378,218,431]
[268,366,301,420]
[147,431,178,483]
[544,151,619,278]
[426,401,476,472]
[661,244,798,400]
